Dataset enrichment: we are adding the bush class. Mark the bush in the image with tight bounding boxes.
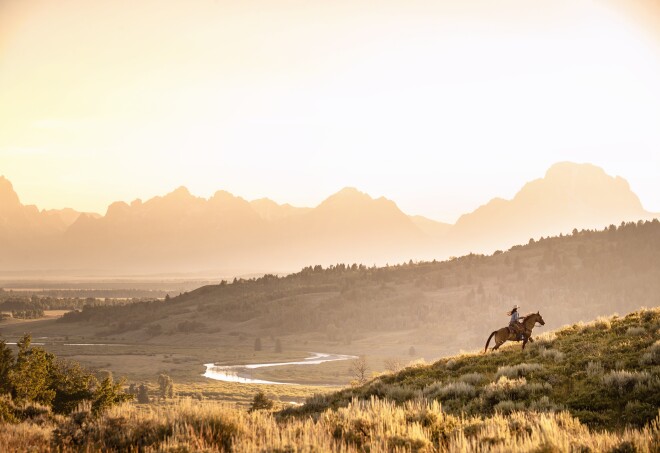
[0,394,18,423]
[459,372,485,385]
[586,361,604,377]
[623,400,658,427]
[493,400,525,414]
[602,370,651,395]
[528,396,562,413]
[639,341,660,365]
[483,377,529,407]
[625,327,646,336]
[249,391,274,412]
[496,363,543,379]
[539,348,565,363]
[594,317,612,330]
[383,385,419,403]
[424,381,477,400]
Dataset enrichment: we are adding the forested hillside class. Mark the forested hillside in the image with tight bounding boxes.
[58,219,660,356]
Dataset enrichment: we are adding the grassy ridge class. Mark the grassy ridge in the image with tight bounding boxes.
[286,307,660,431]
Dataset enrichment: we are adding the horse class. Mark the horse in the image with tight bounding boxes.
[484,312,545,352]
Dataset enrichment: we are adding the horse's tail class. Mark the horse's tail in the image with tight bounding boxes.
[484,331,497,353]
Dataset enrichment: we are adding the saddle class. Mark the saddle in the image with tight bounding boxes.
[508,324,526,340]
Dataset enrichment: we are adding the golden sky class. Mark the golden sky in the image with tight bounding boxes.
[1,0,659,222]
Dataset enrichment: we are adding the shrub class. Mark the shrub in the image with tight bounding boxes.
[586,361,604,377]
[528,396,562,413]
[639,341,660,365]
[0,394,17,423]
[249,391,274,412]
[483,377,528,408]
[625,327,646,336]
[623,400,658,427]
[425,381,477,400]
[493,400,525,414]
[530,331,557,348]
[539,348,565,363]
[496,363,543,379]
[405,358,428,369]
[383,385,418,403]
[602,370,652,394]
[459,372,485,385]
[594,317,612,330]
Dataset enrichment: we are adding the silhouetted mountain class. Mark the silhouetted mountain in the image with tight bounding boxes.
[448,162,654,254]
[410,215,452,239]
[250,198,309,221]
[0,162,655,274]
[0,177,90,265]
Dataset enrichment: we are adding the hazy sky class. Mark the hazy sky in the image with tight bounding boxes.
[1,0,659,222]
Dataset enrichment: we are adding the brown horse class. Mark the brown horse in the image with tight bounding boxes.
[484,312,545,352]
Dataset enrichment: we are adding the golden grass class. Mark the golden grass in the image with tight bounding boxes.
[2,397,658,452]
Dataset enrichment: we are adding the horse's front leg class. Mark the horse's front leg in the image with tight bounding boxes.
[522,338,529,350]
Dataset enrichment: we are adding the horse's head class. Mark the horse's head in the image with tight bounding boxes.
[534,311,545,326]
[524,311,545,327]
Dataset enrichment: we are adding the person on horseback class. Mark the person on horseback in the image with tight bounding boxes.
[507,305,526,340]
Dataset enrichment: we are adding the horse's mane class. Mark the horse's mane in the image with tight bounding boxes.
[520,313,536,320]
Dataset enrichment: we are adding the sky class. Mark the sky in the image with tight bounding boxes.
[1,0,659,223]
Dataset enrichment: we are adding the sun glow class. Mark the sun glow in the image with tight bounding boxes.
[1,0,659,221]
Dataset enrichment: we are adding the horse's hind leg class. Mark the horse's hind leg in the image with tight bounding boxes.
[493,341,504,351]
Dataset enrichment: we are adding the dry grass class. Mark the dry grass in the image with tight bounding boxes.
[1,397,658,452]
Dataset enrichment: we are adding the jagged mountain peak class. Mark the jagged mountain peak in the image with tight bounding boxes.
[0,175,21,208]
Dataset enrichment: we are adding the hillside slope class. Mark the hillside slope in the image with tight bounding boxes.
[288,307,660,431]
[52,219,660,362]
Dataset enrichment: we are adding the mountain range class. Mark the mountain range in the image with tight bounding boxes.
[0,162,655,275]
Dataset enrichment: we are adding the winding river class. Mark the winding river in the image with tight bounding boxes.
[202,352,358,385]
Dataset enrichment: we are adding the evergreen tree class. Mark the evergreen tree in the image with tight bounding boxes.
[50,359,96,414]
[9,334,56,405]
[92,375,133,415]
[137,384,150,403]
[0,339,15,395]
[249,391,273,412]
[158,374,174,400]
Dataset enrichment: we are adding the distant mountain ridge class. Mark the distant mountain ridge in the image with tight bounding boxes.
[0,162,655,274]
[447,162,653,254]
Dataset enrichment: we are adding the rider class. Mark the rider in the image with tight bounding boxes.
[507,305,525,340]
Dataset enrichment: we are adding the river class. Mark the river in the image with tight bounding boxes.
[202,352,358,385]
